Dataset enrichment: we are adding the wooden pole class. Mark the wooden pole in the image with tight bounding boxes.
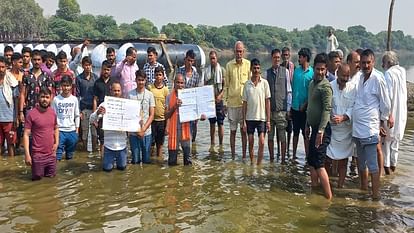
[387,0,395,51]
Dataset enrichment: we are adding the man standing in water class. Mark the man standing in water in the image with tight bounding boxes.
[204,50,225,151]
[224,41,250,159]
[353,49,390,200]
[90,81,128,172]
[242,59,271,165]
[346,51,361,175]
[266,49,291,164]
[306,53,333,200]
[326,64,357,188]
[381,51,407,174]
[291,48,313,160]
[177,50,203,144]
[165,74,192,166]
[281,47,295,156]
[24,88,59,180]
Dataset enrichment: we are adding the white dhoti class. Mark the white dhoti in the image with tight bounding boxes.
[327,123,353,160]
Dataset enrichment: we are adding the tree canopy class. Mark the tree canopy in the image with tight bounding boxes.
[0,0,46,40]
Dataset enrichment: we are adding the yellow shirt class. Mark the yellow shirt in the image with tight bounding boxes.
[148,84,169,121]
[224,58,251,107]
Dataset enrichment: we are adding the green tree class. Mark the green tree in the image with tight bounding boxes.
[56,0,81,21]
[0,0,46,40]
[130,18,159,38]
[46,16,82,39]
[95,15,120,39]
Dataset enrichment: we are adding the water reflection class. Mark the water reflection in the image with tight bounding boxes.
[0,121,413,232]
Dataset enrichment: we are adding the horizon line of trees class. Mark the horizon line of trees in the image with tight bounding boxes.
[1,0,414,53]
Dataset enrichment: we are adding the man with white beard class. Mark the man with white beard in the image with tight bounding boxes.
[381,51,407,175]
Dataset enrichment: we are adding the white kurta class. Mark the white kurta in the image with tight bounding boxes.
[382,65,407,167]
[384,65,407,141]
[352,69,391,138]
[327,79,357,160]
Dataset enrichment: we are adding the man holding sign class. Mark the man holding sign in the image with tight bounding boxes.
[127,70,155,164]
[165,74,206,166]
[90,81,128,172]
[165,74,191,166]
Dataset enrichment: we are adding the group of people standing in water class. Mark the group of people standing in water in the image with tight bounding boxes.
[0,36,407,200]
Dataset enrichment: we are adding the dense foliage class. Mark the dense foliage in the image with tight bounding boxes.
[1,0,414,53]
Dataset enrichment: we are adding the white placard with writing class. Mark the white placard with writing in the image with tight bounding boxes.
[102,96,141,132]
[178,85,216,123]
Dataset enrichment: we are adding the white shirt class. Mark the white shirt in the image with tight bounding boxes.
[327,79,357,159]
[90,102,127,151]
[384,65,407,140]
[52,94,80,132]
[127,89,155,136]
[352,68,391,138]
[326,34,339,53]
[331,79,357,122]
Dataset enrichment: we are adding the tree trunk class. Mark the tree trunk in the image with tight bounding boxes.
[387,0,396,51]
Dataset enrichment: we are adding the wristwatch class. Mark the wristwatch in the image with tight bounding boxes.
[318,130,323,134]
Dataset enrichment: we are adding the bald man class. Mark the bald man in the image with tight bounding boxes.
[326,64,357,188]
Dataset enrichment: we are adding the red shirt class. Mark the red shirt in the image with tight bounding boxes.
[52,69,76,96]
[25,107,57,157]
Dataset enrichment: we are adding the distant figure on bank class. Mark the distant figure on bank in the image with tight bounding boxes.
[242,59,271,165]
[291,48,313,159]
[90,81,128,172]
[352,49,390,200]
[204,50,225,150]
[24,87,59,181]
[127,70,155,164]
[306,53,333,200]
[224,41,250,159]
[266,49,292,164]
[381,51,407,174]
[326,29,339,54]
[52,76,80,161]
[326,64,356,188]
[148,66,169,157]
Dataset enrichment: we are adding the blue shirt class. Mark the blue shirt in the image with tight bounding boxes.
[291,66,314,111]
[76,72,98,110]
[0,85,15,122]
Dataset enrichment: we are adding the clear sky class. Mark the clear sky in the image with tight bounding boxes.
[35,0,414,36]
